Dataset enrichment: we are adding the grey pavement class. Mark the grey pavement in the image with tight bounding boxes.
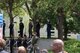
[37,39,53,50]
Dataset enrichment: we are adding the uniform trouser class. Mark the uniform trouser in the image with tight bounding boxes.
[3,30,5,39]
[20,30,23,37]
[36,30,40,38]
[29,30,32,38]
[47,31,51,38]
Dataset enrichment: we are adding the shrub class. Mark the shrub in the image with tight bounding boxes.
[64,39,80,53]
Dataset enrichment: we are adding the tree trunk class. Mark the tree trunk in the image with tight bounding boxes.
[56,15,64,40]
[8,0,14,53]
[8,0,14,38]
[32,18,37,32]
[56,7,64,40]
[25,2,32,18]
[64,17,68,40]
[25,0,38,32]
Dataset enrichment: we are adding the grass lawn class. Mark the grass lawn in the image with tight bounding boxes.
[48,39,80,53]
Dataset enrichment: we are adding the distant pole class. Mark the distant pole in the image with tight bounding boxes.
[0,9,1,13]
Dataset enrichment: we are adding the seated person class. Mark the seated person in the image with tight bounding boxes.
[23,35,28,48]
[41,49,48,53]
[51,39,68,53]
[0,38,9,53]
[17,35,22,47]
[18,46,27,53]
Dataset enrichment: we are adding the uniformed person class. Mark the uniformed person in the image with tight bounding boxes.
[19,20,24,38]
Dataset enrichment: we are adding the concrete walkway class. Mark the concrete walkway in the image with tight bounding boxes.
[37,39,53,50]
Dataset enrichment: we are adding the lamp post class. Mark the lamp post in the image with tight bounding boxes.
[0,9,1,13]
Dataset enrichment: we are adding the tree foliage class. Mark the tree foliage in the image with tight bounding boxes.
[0,0,26,18]
[1,0,80,39]
[25,0,80,39]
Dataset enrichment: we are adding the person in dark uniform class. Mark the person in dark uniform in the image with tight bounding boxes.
[35,20,40,38]
[47,20,52,39]
[19,20,24,38]
[9,22,14,38]
[28,19,33,38]
[3,20,6,39]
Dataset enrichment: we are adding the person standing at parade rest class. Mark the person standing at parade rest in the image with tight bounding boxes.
[35,20,40,38]
[9,22,14,38]
[3,20,6,40]
[19,19,24,38]
[28,19,33,38]
[47,19,52,39]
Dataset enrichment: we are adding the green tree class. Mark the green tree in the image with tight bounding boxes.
[24,0,80,39]
[0,0,26,37]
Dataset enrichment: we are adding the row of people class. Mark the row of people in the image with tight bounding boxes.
[0,37,68,53]
[28,19,52,39]
[3,19,52,39]
[3,19,24,39]
[19,39,68,53]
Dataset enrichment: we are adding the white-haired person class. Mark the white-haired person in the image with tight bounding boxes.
[41,49,48,53]
[0,38,9,53]
[51,39,68,53]
[18,46,27,53]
